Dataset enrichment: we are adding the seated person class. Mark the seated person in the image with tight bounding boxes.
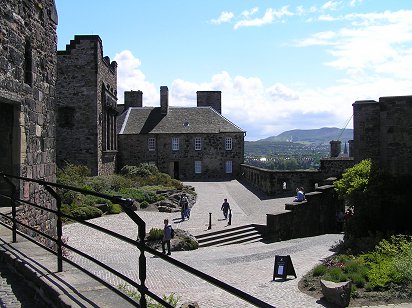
[293,187,305,202]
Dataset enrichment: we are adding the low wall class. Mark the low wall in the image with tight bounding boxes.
[240,164,324,196]
[266,185,343,241]
[319,157,355,179]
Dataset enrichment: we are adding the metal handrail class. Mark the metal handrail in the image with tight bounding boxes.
[0,172,274,308]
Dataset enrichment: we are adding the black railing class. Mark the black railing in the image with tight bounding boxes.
[0,172,274,308]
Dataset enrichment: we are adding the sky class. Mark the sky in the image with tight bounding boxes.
[55,0,412,141]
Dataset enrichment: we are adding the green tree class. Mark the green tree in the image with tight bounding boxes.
[334,159,371,209]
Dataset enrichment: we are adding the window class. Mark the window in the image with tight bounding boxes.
[225,160,233,174]
[102,89,117,151]
[225,137,233,150]
[24,40,33,86]
[194,137,202,150]
[172,137,179,151]
[195,161,202,174]
[148,138,155,151]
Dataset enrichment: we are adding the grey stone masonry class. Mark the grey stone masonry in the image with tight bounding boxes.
[56,35,118,176]
[353,96,412,177]
[0,0,58,246]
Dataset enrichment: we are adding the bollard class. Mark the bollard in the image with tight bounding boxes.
[208,212,212,230]
[228,209,232,225]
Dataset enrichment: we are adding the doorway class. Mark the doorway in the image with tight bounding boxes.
[169,161,179,180]
[0,103,15,206]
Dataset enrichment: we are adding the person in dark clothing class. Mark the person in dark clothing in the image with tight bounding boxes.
[221,198,230,219]
[162,219,172,255]
[179,193,189,221]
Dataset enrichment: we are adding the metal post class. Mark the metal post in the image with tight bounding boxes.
[3,176,17,243]
[118,197,147,308]
[228,209,232,226]
[44,185,63,272]
[208,212,212,230]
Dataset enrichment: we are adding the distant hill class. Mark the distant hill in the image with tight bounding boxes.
[259,127,353,144]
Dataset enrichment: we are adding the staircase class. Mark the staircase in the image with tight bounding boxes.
[195,224,264,248]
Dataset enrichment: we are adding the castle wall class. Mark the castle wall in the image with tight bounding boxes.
[378,96,412,177]
[56,36,117,175]
[240,164,324,196]
[352,100,380,164]
[266,185,341,241]
[319,157,355,179]
[118,132,244,180]
[0,0,58,244]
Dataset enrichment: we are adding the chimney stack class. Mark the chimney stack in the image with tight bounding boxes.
[197,91,222,114]
[330,140,342,158]
[160,86,168,115]
[124,90,143,111]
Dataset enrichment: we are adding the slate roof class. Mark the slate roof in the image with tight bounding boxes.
[118,106,244,135]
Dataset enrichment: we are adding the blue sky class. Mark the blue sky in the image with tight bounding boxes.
[56,0,412,141]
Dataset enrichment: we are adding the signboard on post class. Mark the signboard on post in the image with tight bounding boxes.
[273,255,297,280]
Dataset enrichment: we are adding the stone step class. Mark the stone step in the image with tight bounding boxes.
[196,224,264,248]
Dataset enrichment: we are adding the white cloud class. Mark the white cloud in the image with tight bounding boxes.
[267,83,299,101]
[241,7,259,18]
[211,11,234,24]
[234,6,293,29]
[321,1,342,11]
[296,10,412,81]
[114,50,158,106]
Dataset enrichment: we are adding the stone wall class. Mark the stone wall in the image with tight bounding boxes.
[353,96,412,177]
[0,0,58,245]
[266,185,342,241]
[352,100,381,165]
[319,157,355,179]
[378,96,412,177]
[240,164,324,196]
[118,132,244,180]
[56,35,117,176]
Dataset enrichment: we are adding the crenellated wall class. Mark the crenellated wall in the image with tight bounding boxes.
[56,35,118,175]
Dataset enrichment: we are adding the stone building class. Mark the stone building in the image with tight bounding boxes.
[117,87,245,180]
[353,95,412,177]
[56,35,118,176]
[0,0,58,238]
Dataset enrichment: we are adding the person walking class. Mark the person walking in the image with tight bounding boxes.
[221,198,230,219]
[179,193,189,221]
[162,219,172,255]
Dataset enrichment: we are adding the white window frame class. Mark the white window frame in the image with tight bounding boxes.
[172,137,179,151]
[194,137,202,150]
[225,160,233,174]
[195,161,202,174]
[225,137,233,150]
[148,137,155,151]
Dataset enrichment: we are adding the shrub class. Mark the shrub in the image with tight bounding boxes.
[313,264,327,276]
[324,267,348,282]
[180,237,199,250]
[147,228,163,241]
[119,187,160,204]
[108,203,123,214]
[67,206,103,221]
[140,201,149,209]
[120,164,159,178]
[57,164,90,186]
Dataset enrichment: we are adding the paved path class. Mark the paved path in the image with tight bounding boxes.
[63,180,343,307]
